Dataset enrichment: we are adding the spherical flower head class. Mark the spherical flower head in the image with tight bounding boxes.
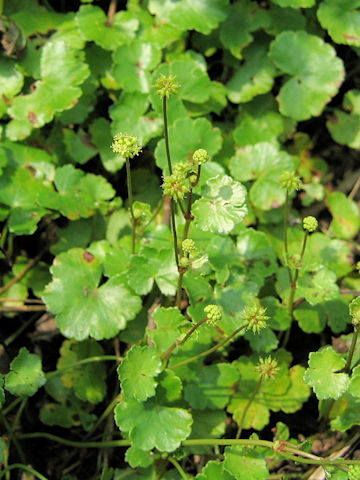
[154,73,180,98]
[111,133,142,159]
[279,171,301,192]
[174,161,193,178]
[179,256,190,268]
[348,465,360,480]
[255,356,279,381]
[162,174,189,200]
[349,297,360,327]
[303,216,318,233]
[182,239,196,254]
[242,305,269,334]
[204,304,222,326]
[192,148,209,166]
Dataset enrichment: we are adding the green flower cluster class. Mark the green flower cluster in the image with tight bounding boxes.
[348,465,360,480]
[111,133,142,159]
[242,305,269,334]
[303,216,318,233]
[255,356,279,381]
[162,174,189,200]
[279,171,301,192]
[349,297,360,327]
[182,239,196,254]
[192,148,209,166]
[154,73,180,98]
[204,304,222,326]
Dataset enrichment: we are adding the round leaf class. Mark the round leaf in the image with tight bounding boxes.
[317,0,360,46]
[118,346,162,402]
[192,175,247,234]
[304,346,350,400]
[5,347,46,397]
[114,399,193,452]
[224,446,269,480]
[43,248,141,340]
[269,31,344,120]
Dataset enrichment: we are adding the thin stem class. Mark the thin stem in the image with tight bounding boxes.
[0,464,48,480]
[125,157,136,254]
[163,97,172,174]
[106,0,117,25]
[177,198,187,218]
[161,317,207,361]
[0,305,46,312]
[0,219,8,250]
[2,313,38,347]
[170,199,179,268]
[283,231,309,348]
[0,249,45,295]
[349,174,360,200]
[169,324,247,369]
[0,413,26,463]
[176,269,186,308]
[46,355,121,380]
[84,394,121,439]
[236,379,262,439]
[168,457,189,480]
[284,189,293,285]
[17,433,360,466]
[2,397,22,416]
[342,325,359,374]
[0,298,44,303]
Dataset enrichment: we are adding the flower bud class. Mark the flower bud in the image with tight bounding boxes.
[182,239,196,254]
[192,148,209,166]
[162,174,189,200]
[303,216,318,233]
[179,256,190,268]
[111,133,142,159]
[204,304,222,326]
[349,297,360,327]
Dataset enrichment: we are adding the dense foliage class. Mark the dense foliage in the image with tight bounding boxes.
[1,0,360,479]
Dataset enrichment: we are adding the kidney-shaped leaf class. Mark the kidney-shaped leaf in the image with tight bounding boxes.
[269,31,344,120]
[43,248,141,341]
[114,399,192,452]
[5,347,46,397]
[118,346,162,402]
[304,346,350,400]
[317,0,360,46]
[192,175,247,234]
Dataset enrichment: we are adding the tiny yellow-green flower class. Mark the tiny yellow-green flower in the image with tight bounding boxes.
[154,73,180,98]
[111,133,142,159]
[204,304,222,325]
[255,356,279,381]
[303,216,318,233]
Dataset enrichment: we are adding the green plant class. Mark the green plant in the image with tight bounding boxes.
[1,1,360,479]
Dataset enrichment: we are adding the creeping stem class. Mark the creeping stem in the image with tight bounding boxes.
[236,378,263,439]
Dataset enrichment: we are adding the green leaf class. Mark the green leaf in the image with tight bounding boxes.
[195,461,235,480]
[184,363,239,410]
[0,375,5,408]
[118,346,162,402]
[294,302,327,334]
[148,0,229,35]
[229,142,296,211]
[76,5,139,50]
[223,446,269,480]
[304,346,350,400]
[149,307,188,353]
[271,0,315,7]
[219,1,268,58]
[63,128,97,165]
[155,117,222,174]
[58,339,107,404]
[269,31,344,120]
[128,247,178,296]
[348,365,360,397]
[317,0,360,46]
[43,248,141,340]
[327,192,360,240]
[0,57,23,99]
[226,39,276,103]
[40,403,76,428]
[5,347,46,396]
[192,175,247,234]
[114,399,192,452]
[236,229,278,288]
[125,446,156,468]
[7,40,90,140]
[330,393,360,431]
[112,42,161,93]
[190,410,227,454]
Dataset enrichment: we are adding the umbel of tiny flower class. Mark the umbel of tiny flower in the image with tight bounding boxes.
[279,171,301,192]
[154,73,180,98]
[162,173,189,200]
[303,215,318,233]
[192,148,209,166]
[255,356,279,381]
[204,304,222,326]
[182,238,196,254]
[349,297,360,327]
[111,133,142,159]
[241,304,269,334]
[348,465,360,480]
